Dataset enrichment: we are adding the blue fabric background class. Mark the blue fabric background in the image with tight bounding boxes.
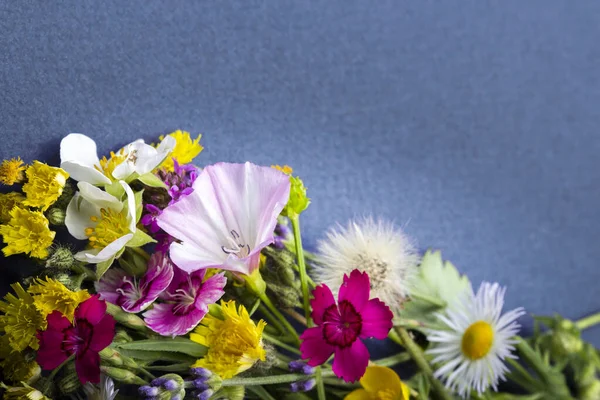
[1,1,599,346]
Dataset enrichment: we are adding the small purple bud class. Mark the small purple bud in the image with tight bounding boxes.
[288,360,304,372]
[171,396,182,400]
[193,378,210,391]
[290,379,316,393]
[190,367,212,378]
[138,386,159,396]
[197,389,214,400]
[151,377,167,387]
[163,379,179,391]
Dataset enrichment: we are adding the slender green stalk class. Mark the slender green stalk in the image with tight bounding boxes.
[263,332,301,355]
[315,367,327,399]
[285,308,308,326]
[396,327,454,400]
[575,311,600,331]
[372,352,411,367]
[290,214,311,324]
[388,328,404,346]
[258,292,300,344]
[138,366,156,380]
[410,292,447,308]
[130,246,150,261]
[47,353,75,384]
[248,385,278,400]
[221,373,307,387]
[505,358,543,391]
[258,303,286,335]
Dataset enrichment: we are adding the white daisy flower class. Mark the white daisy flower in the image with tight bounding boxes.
[313,217,419,310]
[60,133,175,185]
[426,282,526,398]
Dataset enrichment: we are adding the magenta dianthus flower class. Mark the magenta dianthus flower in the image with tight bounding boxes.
[300,269,393,382]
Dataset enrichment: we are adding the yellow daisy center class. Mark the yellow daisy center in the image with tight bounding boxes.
[461,320,494,360]
[85,208,129,248]
[95,149,127,180]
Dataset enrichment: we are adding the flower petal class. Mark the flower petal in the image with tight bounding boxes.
[94,269,127,306]
[46,309,73,331]
[299,327,335,367]
[332,339,370,382]
[60,133,112,185]
[338,269,370,313]
[65,193,101,240]
[120,181,137,231]
[76,350,101,384]
[169,241,232,273]
[78,182,122,211]
[359,366,404,397]
[310,284,336,325]
[89,314,116,352]
[37,329,69,370]
[75,234,133,263]
[193,272,226,311]
[344,389,372,400]
[75,295,107,325]
[132,253,174,312]
[143,303,206,336]
[358,298,393,340]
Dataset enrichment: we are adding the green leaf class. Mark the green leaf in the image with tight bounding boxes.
[401,250,471,329]
[134,189,144,222]
[126,229,156,248]
[146,362,195,372]
[117,349,196,364]
[96,256,116,279]
[116,338,207,358]
[137,172,168,189]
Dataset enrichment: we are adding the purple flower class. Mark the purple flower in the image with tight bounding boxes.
[140,204,163,234]
[143,266,226,336]
[156,162,290,275]
[95,252,174,313]
[158,160,199,205]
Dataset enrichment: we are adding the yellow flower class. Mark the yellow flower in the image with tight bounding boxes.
[272,164,293,175]
[0,283,46,351]
[190,300,267,379]
[158,130,203,171]
[22,161,69,211]
[0,382,50,400]
[0,192,25,223]
[0,157,27,185]
[28,277,90,322]
[345,366,410,400]
[0,342,41,384]
[0,207,55,259]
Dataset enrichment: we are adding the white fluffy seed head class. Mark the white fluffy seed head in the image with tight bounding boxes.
[313,217,419,310]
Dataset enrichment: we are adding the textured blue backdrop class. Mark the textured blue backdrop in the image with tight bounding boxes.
[1,1,599,346]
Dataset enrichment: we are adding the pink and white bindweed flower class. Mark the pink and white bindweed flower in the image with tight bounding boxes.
[143,266,227,336]
[156,162,290,275]
[94,252,174,313]
[60,133,176,185]
[300,270,394,383]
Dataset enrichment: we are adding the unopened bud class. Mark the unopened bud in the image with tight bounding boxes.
[58,368,81,394]
[54,181,75,209]
[101,366,147,385]
[47,207,66,225]
[106,302,148,331]
[580,380,600,400]
[219,385,245,400]
[139,385,160,396]
[31,377,55,398]
[190,368,212,378]
[196,389,213,400]
[45,246,75,270]
[290,379,316,392]
[113,329,133,343]
[289,360,316,375]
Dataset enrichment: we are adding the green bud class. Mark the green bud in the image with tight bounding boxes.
[105,302,148,332]
[217,386,245,400]
[57,366,81,395]
[269,283,301,308]
[45,246,75,270]
[53,180,75,209]
[101,366,147,385]
[32,377,55,398]
[46,207,66,225]
[113,329,133,343]
[580,380,600,400]
[244,269,267,297]
[52,272,82,291]
[550,326,583,358]
[284,175,310,217]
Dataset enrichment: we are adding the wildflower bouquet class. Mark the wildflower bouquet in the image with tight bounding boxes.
[1,131,599,400]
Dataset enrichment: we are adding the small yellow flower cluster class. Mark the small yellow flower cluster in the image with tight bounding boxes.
[190,300,267,379]
[158,130,204,171]
[0,157,69,259]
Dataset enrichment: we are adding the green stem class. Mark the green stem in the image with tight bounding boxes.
[138,366,156,380]
[395,327,453,400]
[290,214,311,324]
[575,311,600,331]
[258,303,286,335]
[410,292,447,308]
[258,292,300,345]
[221,373,307,387]
[130,246,150,261]
[388,329,403,346]
[372,352,411,368]
[263,332,301,355]
[505,358,543,391]
[47,353,75,382]
[315,367,326,399]
[247,385,278,400]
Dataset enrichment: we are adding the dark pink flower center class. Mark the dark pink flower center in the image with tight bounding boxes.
[170,275,203,316]
[322,300,362,348]
[62,320,93,356]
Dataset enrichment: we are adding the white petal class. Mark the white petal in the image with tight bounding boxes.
[112,160,136,180]
[156,134,176,154]
[65,193,101,240]
[130,142,164,175]
[78,182,122,211]
[60,161,112,185]
[75,233,133,263]
[120,181,137,231]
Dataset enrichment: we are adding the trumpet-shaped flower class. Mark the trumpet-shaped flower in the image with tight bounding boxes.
[345,366,410,400]
[143,266,226,336]
[190,300,267,378]
[156,162,290,275]
[95,252,174,313]
[300,270,394,383]
[22,161,69,211]
[0,207,56,259]
[37,295,116,385]
[65,181,136,264]
[28,277,90,322]
[60,133,175,185]
[0,283,46,351]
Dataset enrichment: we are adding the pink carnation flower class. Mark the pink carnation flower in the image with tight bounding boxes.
[300,270,394,382]
[143,266,226,336]
[95,252,174,313]
[37,296,116,384]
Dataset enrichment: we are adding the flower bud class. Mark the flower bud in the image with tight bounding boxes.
[219,386,245,400]
[53,180,75,209]
[57,369,81,395]
[195,389,213,400]
[101,366,147,385]
[139,385,160,396]
[46,207,66,225]
[161,374,184,392]
[31,377,55,398]
[289,360,316,375]
[105,302,148,331]
[113,329,133,343]
[290,379,316,392]
[45,246,75,270]
[190,368,212,378]
[51,272,81,291]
